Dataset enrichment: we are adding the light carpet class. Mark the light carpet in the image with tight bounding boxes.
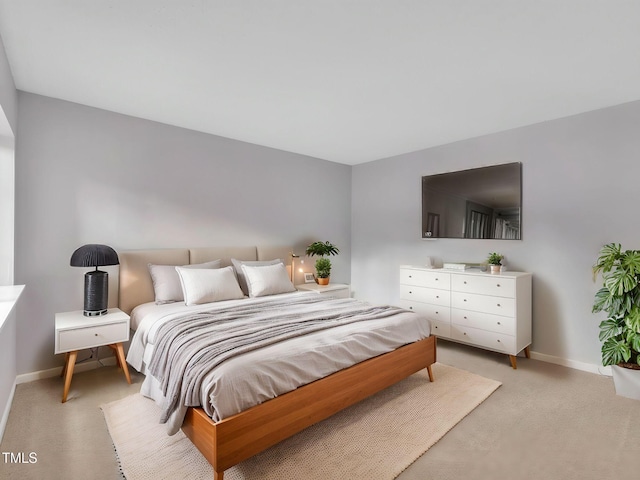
[101,363,500,480]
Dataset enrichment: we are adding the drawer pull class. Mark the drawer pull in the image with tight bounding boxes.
[409,275,413,278]
[464,316,468,319]
[94,333,98,336]
[497,303,501,307]
[409,306,413,310]
[497,284,501,287]
[497,339,501,343]
[463,299,467,302]
[464,281,467,284]
[435,311,439,314]
[436,295,440,298]
[409,291,412,294]
[497,321,501,325]
[463,332,467,336]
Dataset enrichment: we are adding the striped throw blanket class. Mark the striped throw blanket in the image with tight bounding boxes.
[148,295,406,428]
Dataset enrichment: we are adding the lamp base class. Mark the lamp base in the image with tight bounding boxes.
[84,270,109,317]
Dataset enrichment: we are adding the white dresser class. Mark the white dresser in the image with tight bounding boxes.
[399,265,532,368]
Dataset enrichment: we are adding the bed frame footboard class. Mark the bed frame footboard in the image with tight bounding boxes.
[181,335,437,479]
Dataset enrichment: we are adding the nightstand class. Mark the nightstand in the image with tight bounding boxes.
[55,308,131,402]
[296,283,351,299]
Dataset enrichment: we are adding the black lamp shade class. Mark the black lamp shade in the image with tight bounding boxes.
[70,244,119,268]
[70,244,119,316]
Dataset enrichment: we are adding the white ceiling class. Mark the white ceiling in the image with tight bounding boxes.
[1,1,639,165]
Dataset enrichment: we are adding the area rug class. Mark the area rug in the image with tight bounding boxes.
[101,363,500,480]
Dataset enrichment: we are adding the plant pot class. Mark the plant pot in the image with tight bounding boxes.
[489,265,501,274]
[316,277,330,286]
[611,364,640,400]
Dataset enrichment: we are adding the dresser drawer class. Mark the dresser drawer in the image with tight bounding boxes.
[451,291,515,317]
[400,269,450,289]
[451,308,516,335]
[451,274,515,298]
[450,324,516,354]
[400,285,450,306]
[399,300,451,322]
[58,321,129,353]
[429,319,451,337]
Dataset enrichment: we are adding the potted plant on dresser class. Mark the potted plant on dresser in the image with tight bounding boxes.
[487,252,504,273]
[305,241,339,285]
[592,243,640,400]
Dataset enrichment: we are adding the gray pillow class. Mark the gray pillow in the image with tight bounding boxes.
[148,259,221,304]
[231,258,283,296]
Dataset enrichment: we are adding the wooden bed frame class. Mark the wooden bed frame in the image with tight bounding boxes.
[117,246,437,480]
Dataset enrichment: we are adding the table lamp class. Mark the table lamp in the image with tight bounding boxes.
[70,244,119,316]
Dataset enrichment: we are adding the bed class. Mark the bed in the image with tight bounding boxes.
[119,246,437,480]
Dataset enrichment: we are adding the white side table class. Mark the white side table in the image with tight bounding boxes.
[296,283,351,299]
[54,308,131,402]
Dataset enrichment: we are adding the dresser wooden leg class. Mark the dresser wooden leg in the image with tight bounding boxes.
[62,351,78,403]
[509,355,517,369]
[524,346,531,358]
[427,364,434,382]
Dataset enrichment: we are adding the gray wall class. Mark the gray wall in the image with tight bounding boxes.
[15,92,352,374]
[0,32,16,133]
[351,100,640,368]
[0,31,16,441]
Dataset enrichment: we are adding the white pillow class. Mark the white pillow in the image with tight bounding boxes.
[175,265,244,305]
[231,258,283,295]
[241,263,296,298]
[149,260,221,304]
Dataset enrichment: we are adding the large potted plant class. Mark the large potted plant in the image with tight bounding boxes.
[592,243,640,399]
[305,241,339,285]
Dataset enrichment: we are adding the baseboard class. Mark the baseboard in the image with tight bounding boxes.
[529,350,612,376]
[16,357,117,385]
[13,349,610,386]
[0,380,16,444]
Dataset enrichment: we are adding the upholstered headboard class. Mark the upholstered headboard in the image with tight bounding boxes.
[117,246,292,314]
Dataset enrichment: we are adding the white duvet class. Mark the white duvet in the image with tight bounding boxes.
[126,291,431,432]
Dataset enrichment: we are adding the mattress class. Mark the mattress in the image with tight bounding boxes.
[126,291,431,433]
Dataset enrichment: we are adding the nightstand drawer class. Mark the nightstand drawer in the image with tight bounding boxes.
[323,288,350,299]
[58,321,129,353]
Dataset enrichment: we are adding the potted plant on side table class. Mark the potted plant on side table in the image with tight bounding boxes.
[487,252,504,274]
[305,241,339,286]
[592,243,640,400]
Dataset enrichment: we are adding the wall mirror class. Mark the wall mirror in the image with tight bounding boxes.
[422,162,522,239]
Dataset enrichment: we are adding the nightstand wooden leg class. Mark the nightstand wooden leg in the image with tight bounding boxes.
[108,344,122,369]
[112,343,131,384]
[62,351,78,403]
[509,355,518,369]
[524,346,531,358]
[60,352,69,378]
[427,364,434,382]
